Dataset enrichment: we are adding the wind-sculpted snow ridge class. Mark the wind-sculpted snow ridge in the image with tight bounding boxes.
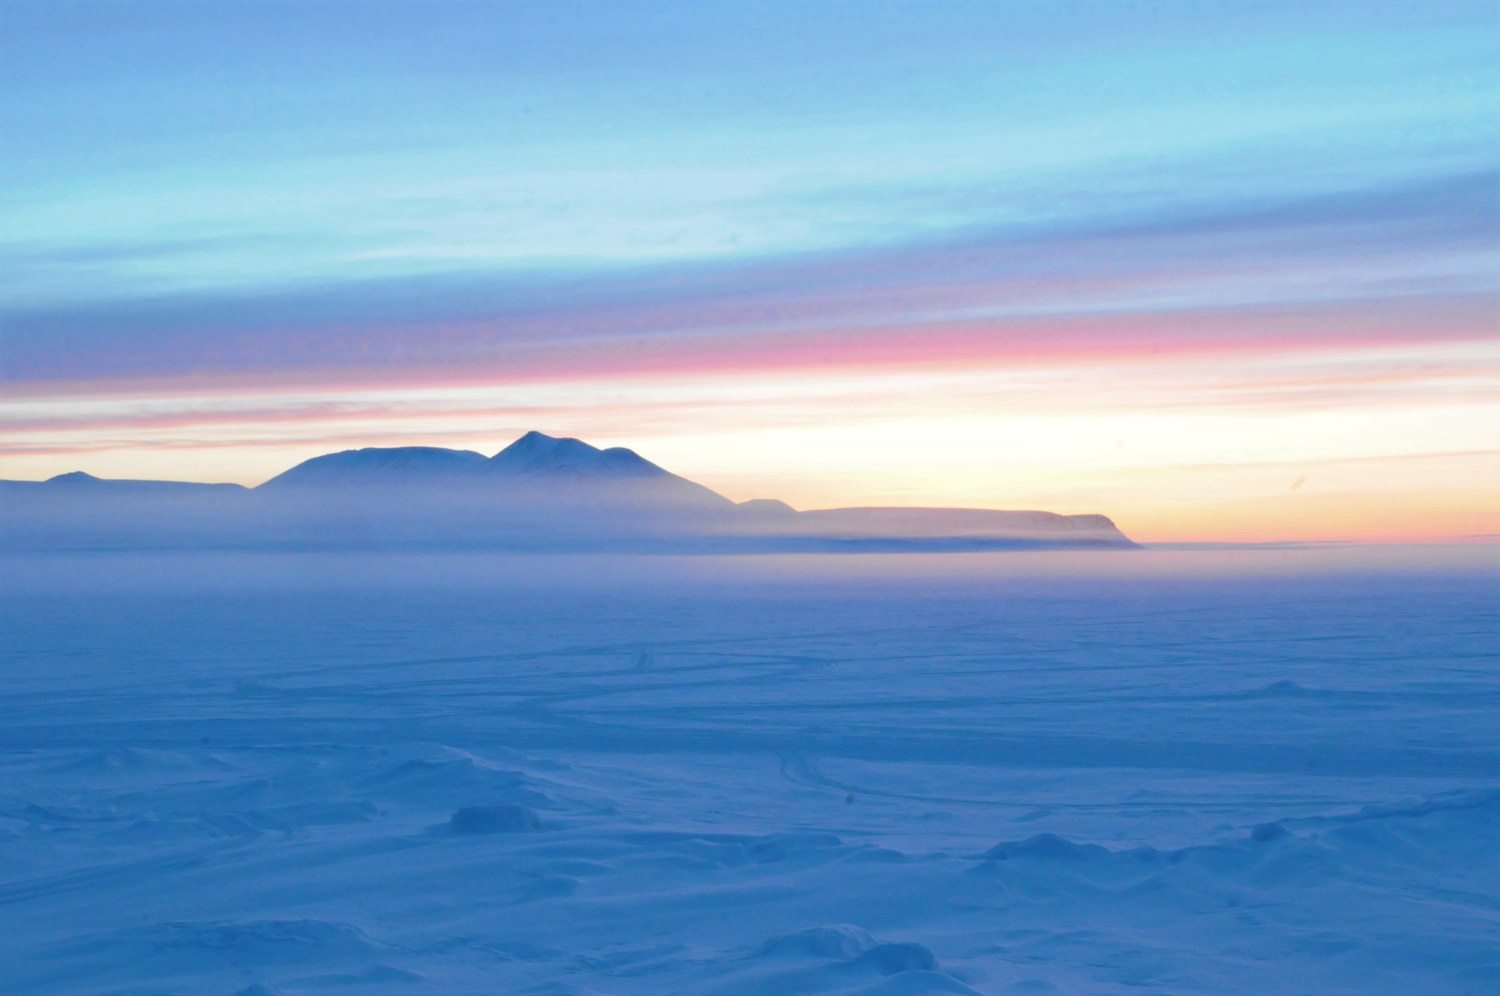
[1,553,1495,992]
[0,430,1135,551]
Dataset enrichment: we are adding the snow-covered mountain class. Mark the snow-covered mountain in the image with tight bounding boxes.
[0,431,1134,550]
[260,446,488,488]
[480,431,733,510]
[258,432,732,510]
[487,430,663,479]
[28,470,247,495]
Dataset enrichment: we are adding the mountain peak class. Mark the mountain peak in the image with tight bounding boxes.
[509,430,581,450]
[47,471,100,484]
[489,431,663,479]
[495,430,600,461]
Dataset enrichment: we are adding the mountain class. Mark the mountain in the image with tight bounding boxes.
[259,431,733,510]
[736,498,798,516]
[487,430,662,479]
[482,432,733,510]
[0,431,1135,550]
[735,506,1132,549]
[22,470,247,495]
[0,471,249,551]
[260,446,488,488]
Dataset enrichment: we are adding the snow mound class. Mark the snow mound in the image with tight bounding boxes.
[982,833,1110,863]
[745,832,845,863]
[851,941,940,975]
[448,804,544,834]
[752,925,877,960]
[354,744,567,815]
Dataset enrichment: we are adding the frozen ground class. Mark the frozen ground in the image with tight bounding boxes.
[1,547,1496,994]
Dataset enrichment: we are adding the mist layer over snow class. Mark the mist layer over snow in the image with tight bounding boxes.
[1,547,1496,993]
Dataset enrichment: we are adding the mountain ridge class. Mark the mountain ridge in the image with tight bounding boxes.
[1,431,1136,550]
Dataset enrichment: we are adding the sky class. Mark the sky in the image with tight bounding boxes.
[1,0,1497,542]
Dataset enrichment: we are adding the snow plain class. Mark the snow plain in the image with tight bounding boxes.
[2,547,1496,994]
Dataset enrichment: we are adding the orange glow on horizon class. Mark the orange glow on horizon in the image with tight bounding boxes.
[4,324,1496,546]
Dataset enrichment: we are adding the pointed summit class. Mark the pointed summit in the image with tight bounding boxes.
[488,431,667,480]
[483,431,732,508]
[491,431,606,472]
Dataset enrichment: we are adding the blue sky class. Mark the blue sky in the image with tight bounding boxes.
[5,1,1493,300]
[1,1,1496,539]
